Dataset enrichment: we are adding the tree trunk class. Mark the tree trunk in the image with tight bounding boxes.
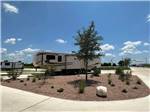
[85,60,88,81]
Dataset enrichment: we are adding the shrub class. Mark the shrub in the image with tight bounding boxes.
[32,77,36,83]
[118,74,126,82]
[136,79,142,85]
[116,67,124,75]
[108,79,112,85]
[27,77,30,81]
[133,86,138,89]
[122,89,127,93]
[6,80,10,83]
[57,88,64,93]
[38,77,41,80]
[92,67,101,76]
[7,68,23,80]
[24,83,27,86]
[20,80,24,83]
[51,86,54,88]
[111,83,115,87]
[79,80,85,93]
[108,73,111,79]
[126,80,130,85]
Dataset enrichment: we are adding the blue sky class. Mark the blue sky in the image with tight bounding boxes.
[1,1,150,64]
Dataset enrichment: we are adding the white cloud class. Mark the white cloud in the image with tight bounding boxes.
[16,48,40,55]
[124,41,142,46]
[3,3,19,14]
[4,38,16,44]
[4,37,22,44]
[56,38,67,44]
[120,41,142,55]
[1,48,40,63]
[0,48,7,54]
[17,38,22,41]
[100,44,115,52]
[144,42,150,46]
[105,53,115,57]
[147,14,150,22]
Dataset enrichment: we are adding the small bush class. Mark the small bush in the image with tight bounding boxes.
[79,80,85,93]
[122,89,127,93]
[1,78,3,82]
[20,80,24,83]
[126,80,130,85]
[51,86,54,88]
[38,77,41,80]
[57,88,64,93]
[92,67,101,76]
[118,74,126,82]
[24,83,27,86]
[108,79,112,85]
[32,77,36,83]
[136,79,142,85]
[111,83,115,87]
[27,77,30,81]
[6,80,10,83]
[116,67,124,75]
[108,73,111,78]
[7,68,23,80]
[133,86,138,89]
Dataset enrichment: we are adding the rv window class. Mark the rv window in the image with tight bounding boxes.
[5,63,10,66]
[46,55,55,60]
[58,56,62,62]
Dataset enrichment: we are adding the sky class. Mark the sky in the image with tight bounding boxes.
[1,1,150,64]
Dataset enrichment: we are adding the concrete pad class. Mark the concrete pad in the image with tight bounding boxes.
[23,95,150,112]
[0,86,49,112]
[101,70,115,74]
[131,67,150,88]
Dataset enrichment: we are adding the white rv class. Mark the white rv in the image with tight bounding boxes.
[1,60,24,70]
[33,52,101,74]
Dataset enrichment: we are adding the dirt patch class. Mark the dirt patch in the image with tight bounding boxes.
[1,74,150,101]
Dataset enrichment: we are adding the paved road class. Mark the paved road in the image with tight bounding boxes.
[1,67,150,112]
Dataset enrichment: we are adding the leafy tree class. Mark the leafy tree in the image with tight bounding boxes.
[74,21,103,81]
[118,60,124,66]
[118,58,131,67]
[113,63,116,66]
[124,58,131,67]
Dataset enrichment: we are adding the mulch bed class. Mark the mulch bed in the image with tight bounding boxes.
[1,74,150,101]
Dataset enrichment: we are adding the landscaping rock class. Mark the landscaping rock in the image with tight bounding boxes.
[96,86,107,97]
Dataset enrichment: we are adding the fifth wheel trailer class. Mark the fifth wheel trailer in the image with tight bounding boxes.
[33,52,101,74]
[1,60,24,70]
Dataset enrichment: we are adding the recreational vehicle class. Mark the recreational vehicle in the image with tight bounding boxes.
[33,52,101,74]
[1,60,24,70]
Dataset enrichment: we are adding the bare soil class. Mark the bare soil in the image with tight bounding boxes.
[1,74,150,101]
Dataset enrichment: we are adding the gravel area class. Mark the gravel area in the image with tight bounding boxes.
[1,74,150,101]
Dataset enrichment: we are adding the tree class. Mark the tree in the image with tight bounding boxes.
[113,63,116,66]
[118,60,124,66]
[42,64,55,83]
[74,21,103,81]
[124,58,131,67]
[118,58,131,67]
